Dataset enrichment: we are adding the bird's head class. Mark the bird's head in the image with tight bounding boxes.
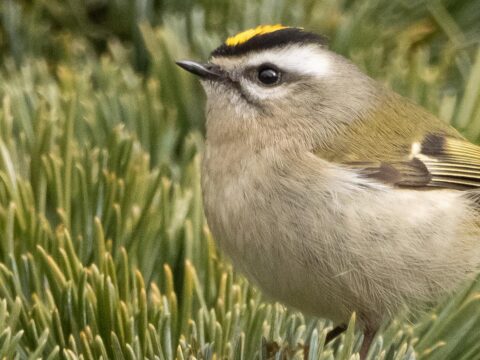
[177,25,379,150]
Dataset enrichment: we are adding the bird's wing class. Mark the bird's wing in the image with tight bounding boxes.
[352,134,480,189]
[311,90,480,189]
[332,134,480,189]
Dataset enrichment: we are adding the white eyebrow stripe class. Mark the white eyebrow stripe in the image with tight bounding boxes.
[244,44,331,77]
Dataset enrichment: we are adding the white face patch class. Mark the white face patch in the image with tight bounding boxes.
[239,78,289,100]
[245,44,331,77]
[212,44,332,78]
[211,44,332,101]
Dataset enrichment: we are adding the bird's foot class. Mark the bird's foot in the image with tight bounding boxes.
[359,329,375,360]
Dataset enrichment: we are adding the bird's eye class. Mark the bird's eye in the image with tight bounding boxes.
[257,66,281,86]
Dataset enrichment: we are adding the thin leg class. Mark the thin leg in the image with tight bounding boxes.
[304,324,347,360]
[359,328,375,360]
[325,324,347,344]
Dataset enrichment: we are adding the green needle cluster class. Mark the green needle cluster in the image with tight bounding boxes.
[0,1,479,358]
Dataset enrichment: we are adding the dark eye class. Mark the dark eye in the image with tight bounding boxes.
[257,66,281,86]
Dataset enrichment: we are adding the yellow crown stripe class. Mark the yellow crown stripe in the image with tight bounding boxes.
[225,24,289,46]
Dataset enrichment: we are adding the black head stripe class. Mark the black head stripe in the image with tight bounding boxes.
[210,28,328,58]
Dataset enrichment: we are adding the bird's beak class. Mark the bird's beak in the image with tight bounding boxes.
[176,60,223,80]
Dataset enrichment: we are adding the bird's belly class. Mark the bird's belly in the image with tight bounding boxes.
[209,213,352,324]
[202,174,357,323]
[202,157,480,327]
[243,241,352,324]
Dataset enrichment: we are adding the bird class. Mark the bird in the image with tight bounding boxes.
[176,25,480,359]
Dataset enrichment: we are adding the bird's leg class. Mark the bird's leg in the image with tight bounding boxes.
[304,324,347,359]
[325,324,347,344]
[359,328,375,360]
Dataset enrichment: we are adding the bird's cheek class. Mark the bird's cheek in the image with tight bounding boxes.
[200,79,219,94]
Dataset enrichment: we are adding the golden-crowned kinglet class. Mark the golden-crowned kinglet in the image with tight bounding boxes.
[176,25,480,359]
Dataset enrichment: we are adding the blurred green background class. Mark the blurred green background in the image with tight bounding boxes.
[0,0,479,359]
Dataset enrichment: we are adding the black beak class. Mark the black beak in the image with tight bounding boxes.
[176,60,223,80]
